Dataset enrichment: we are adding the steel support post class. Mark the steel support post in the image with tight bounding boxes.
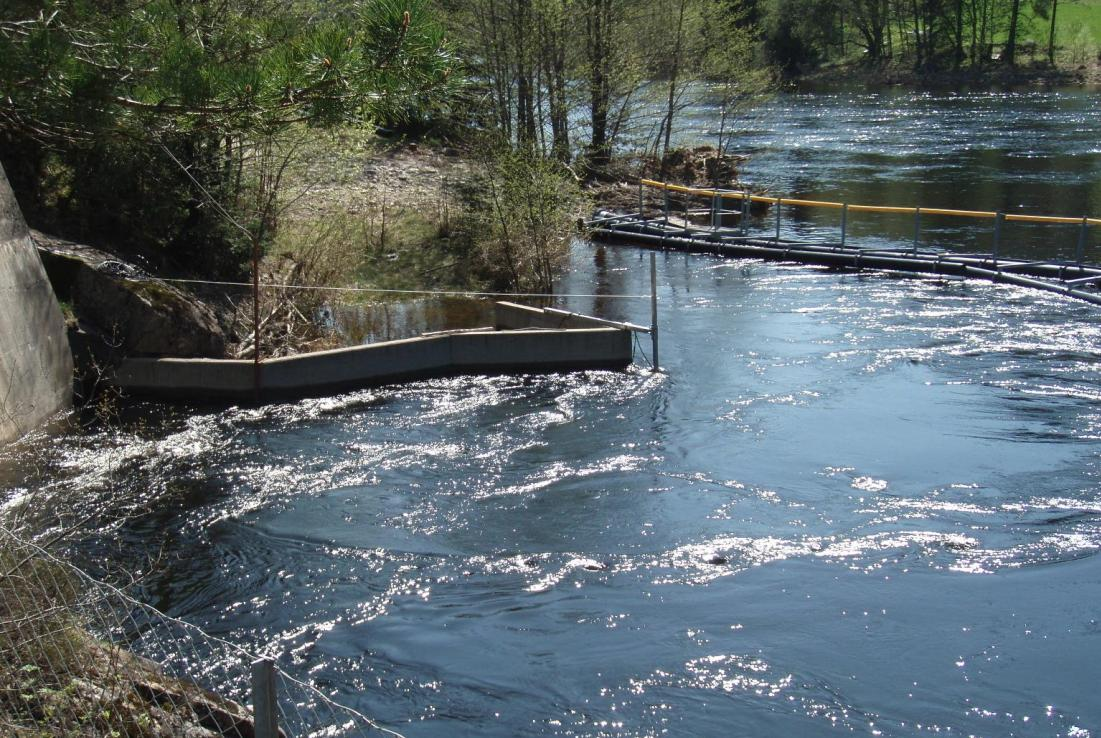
[251,658,279,738]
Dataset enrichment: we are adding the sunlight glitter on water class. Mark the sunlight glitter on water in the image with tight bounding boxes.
[4,88,1101,736]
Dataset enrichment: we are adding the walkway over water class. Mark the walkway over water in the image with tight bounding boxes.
[589,179,1101,305]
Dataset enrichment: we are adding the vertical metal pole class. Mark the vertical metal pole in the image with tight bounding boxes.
[663,189,670,230]
[650,251,659,372]
[774,198,782,242]
[251,658,279,738]
[993,211,1003,265]
[913,208,921,255]
[638,181,644,219]
[1077,217,1088,265]
[740,193,749,237]
[683,196,690,236]
[840,203,848,248]
[711,193,721,230]
[251,238,261,403]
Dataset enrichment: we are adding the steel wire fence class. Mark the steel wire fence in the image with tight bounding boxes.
[0,525,403,738]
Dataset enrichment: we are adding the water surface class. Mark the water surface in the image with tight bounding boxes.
[4,89,1101,737]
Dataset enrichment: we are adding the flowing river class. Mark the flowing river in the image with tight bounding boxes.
[4,87,1101,737]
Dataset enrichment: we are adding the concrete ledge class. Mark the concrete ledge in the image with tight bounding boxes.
[113,326,633,402]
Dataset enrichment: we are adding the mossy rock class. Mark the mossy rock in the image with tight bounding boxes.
[33,232,225,358]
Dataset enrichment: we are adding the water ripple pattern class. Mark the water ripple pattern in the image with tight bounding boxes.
[3,90,1101,737]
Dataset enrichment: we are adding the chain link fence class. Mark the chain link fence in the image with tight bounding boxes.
[0,526,404,737]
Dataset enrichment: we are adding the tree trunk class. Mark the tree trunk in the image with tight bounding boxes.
[911,0,924,70]
[586,0,611,169]
[954,0,964,69]
[1048,0,1058,65]
[543,7,571,162]
[659,0,688,178]
[1004,0,1021,66]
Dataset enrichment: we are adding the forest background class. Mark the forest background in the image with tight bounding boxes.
[1,0,1098,311]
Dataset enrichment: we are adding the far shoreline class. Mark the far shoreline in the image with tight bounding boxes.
[790,58,1101,91]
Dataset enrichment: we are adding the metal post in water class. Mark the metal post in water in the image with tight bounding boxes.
[840,203,848,248]
[251,237,261,403]
[993,211,1004,265]
[638,181,644,220]
[650,251,659,372]
[251,658,279,738]
[774,198,782,242]
[1077,216,1088,265]
[663,189,670,231]
[741,192,749,237]
[913,208,921,255]
[711,193,721,230]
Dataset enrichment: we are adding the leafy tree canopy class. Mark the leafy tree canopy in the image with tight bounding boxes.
[0,0,458,144]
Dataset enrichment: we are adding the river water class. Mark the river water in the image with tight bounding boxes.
[4,88,1101,737]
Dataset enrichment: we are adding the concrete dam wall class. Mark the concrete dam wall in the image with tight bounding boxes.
[0,164,72,445]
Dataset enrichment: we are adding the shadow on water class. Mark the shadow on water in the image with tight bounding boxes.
[332,296,494,344]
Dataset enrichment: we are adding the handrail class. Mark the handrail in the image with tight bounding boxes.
[639,179,1101,226]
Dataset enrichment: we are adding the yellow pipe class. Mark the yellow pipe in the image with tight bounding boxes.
[1005,214,1098,225]
[639,179,1099,225]
[781,197,845,209]
[847,204,919,215]
[919,207,996,219]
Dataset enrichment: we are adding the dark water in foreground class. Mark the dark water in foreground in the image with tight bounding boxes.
[4,90,1101,737]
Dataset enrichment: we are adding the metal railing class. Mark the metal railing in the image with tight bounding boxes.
[639,178,1099,264]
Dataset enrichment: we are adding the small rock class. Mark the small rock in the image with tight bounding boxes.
[706,554,728,566]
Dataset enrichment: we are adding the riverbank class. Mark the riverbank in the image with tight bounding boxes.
[799,57,1101,89]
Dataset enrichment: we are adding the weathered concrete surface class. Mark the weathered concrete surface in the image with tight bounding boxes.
[113,322,633,402]
[0,165,73,445]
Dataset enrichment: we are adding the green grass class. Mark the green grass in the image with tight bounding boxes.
[1022,0,1101,60]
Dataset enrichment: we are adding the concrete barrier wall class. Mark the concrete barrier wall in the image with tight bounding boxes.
[0,165,73,444]
[114,327,632,402]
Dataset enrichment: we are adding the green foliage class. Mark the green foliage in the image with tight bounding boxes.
[0,0,459,278]
[746,0,1101,73]
[760,0,830,72]
[458,145,586,292]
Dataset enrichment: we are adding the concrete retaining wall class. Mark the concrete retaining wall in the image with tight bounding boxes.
[114,324,633,402]
[0,165,73,445]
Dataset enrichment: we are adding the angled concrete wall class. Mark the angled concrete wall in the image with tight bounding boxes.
[0,164,73,445]
[114,326,633,402]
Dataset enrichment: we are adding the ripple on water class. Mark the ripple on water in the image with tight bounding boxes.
[4,99,1101,734]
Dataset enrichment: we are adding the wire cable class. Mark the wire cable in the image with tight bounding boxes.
[153,276,650,300]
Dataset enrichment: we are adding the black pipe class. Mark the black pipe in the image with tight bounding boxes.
[591,212,1101,282]
[590,225,1101,305]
